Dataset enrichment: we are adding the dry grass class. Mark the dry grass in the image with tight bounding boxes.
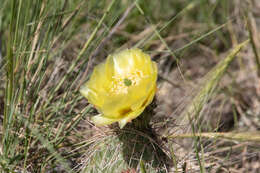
[0,0,260,172]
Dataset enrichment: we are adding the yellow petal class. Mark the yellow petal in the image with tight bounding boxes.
[91,114,120,126]
[111,49,135,76]
[105,55,115,80]
[118,106,146,129]
[80,85,99,105]
[100,76,154,118]
[100,94,131,118]
[118,86,156,128]
[81,62,111,107]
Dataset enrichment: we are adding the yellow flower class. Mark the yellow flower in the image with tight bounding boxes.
[80,48,157,128]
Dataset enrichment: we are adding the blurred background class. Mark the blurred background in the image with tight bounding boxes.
[0,0,260,172]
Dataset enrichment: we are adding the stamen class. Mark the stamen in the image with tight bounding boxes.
[109,70,144,94]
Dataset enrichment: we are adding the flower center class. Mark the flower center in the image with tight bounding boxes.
[123,78,132,86]
[110,70,144,94]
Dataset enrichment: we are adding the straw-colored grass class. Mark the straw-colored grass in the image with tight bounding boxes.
[0,0,259,172]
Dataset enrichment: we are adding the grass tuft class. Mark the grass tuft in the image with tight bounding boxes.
[0,0,260,172]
